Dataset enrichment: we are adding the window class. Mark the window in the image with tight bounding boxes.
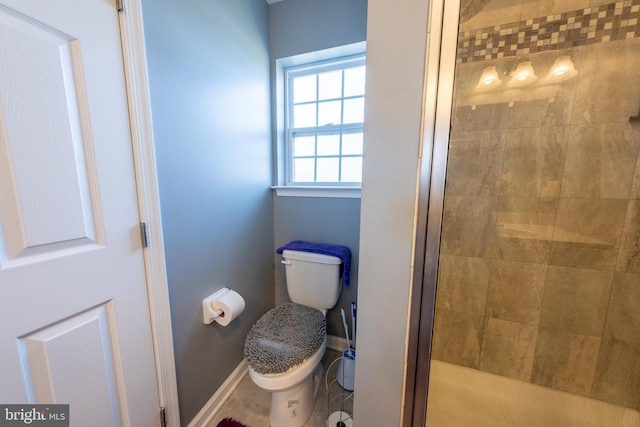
[285,55,366,186]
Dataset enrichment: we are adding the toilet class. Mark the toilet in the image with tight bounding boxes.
[244,249,343,427]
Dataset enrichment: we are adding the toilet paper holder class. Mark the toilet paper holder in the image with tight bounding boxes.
[202,287,244,325]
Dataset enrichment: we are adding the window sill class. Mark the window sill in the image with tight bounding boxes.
[271,186,361,199]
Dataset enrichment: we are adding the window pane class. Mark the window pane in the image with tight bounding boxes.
[342,132,363,155]
[317,157,339,182]
[292,158,315,182]
[285,57,365,186]
[318,100,341,126]
[343,97,364,124]
[318,70,342,100]
[293,135,315,156]
[293,74,317,103]
[344,66,366,97]
[341,157,362,182]
[293,103,316,128]
[317,134,340,156]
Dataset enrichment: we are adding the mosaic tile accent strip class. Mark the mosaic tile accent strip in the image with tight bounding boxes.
[457,0,640,63]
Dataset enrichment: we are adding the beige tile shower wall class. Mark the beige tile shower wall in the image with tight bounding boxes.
[460,0,609,32]
[458,0,640,64]
[433,1,640,411]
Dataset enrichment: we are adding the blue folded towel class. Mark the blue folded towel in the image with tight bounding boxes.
[276,240,352,286]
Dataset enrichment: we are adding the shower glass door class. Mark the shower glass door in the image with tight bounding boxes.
[426,0,640,425]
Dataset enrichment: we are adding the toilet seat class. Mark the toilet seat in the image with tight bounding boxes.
[244,303,325,375]
[248,337,326,391]
[245,303,327,393]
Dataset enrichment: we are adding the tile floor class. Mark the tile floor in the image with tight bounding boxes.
[208,349,353,427]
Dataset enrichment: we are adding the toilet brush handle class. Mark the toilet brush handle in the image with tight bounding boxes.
[341,308,351,350]
[351,302,356,346]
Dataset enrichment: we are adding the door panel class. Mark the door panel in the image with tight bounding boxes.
[0,1,160,426]
[0,5,102,267]
[19,303,124,423]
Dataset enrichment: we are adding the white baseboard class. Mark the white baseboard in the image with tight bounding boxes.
[190,335,347,427]
[326,334,349,352]
[187,358,249,427]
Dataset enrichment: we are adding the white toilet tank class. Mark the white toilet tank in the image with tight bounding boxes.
[282,250,342,310]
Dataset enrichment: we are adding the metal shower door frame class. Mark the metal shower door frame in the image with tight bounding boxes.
[403,0,462,425]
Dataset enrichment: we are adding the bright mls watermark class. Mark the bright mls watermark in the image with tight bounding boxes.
[0,405,68,426]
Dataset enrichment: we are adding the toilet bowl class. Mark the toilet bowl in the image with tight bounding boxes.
[248,337,326,392]
[248,337,326,427]
[245,302,328,427]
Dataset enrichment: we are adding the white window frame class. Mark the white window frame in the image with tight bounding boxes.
[284,54,366,188]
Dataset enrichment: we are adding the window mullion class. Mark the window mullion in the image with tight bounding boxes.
[314,134,319,183]
[339,70,345,183]
[338,144,343,183]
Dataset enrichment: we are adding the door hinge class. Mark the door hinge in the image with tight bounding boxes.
[160,407,167,427]
[140,222,149,248]
[116,0,124,12]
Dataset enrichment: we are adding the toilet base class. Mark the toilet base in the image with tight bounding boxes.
[268,363,323,427]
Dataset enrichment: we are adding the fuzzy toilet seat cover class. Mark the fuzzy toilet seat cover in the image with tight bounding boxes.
[244,303,326,375]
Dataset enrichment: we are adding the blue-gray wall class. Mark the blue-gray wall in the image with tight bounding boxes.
[141,0,273,424]
[269,0,367,339]
[269,0,368,59]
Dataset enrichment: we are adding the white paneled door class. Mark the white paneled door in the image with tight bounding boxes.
[0,1,161,426]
